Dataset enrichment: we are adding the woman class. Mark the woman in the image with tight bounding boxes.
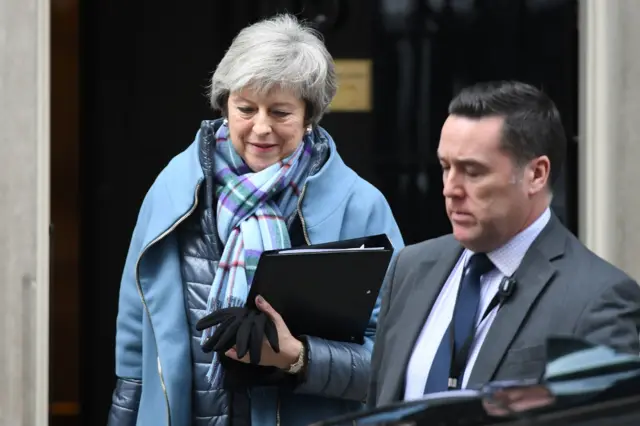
[107,14,404,426]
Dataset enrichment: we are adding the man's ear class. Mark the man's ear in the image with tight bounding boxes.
[527,155,551,196]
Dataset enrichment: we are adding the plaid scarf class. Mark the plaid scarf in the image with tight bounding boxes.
[201,123,313,386]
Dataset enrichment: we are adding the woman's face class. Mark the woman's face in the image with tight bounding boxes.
[226,87,307,172]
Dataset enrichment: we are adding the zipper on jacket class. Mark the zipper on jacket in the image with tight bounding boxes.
[295,183,311,245]
[134,180,202,426]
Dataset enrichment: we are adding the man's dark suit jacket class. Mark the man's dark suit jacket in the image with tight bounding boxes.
[368,214,640,407]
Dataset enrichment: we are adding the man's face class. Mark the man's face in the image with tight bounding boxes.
[437,115,544,252]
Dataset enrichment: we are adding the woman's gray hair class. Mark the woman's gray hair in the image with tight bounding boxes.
[209,14,337,125]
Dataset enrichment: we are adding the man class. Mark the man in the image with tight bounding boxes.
[368,80,640,407]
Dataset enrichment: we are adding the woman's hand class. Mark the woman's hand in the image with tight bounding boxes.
[225,295,303,370]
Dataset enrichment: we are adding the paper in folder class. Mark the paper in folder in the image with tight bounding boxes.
[246,233,394,344]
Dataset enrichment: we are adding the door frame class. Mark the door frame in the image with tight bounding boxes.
[36,0,51,423]
[578,0,615,261]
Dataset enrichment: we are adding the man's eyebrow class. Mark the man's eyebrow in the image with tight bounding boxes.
[438,156,489,168]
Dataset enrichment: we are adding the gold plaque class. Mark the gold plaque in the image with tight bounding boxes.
[329,59,372,112]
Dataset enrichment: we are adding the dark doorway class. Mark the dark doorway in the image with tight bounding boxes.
[77,1,578,424]
[372,0,578,243]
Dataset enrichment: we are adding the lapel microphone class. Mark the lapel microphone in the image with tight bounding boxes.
[481,277,518,322]
[498,277,517,303]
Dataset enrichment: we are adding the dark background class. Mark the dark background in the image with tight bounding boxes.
[49,1,579,424]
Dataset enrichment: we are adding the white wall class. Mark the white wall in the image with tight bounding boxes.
[0,0,50,424]
[580,0,640,280]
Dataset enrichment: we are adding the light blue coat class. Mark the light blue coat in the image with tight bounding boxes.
[113,126,405,426]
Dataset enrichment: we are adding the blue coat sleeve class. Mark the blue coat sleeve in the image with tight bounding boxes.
[294,192,404,401]
[108,195,152,423]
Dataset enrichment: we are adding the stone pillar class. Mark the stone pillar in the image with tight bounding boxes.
[579,0,640,280]
[0,0,50,424]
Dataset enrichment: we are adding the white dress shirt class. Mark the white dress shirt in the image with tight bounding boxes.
[403,208,551,401]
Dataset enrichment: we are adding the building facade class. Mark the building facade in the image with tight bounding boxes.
[1,0,639,424]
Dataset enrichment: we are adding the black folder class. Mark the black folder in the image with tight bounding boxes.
[245,234,395,344]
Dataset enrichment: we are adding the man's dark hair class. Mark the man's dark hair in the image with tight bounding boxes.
[448,80,566,185]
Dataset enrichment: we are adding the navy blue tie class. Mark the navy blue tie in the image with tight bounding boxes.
[423,253,494,394]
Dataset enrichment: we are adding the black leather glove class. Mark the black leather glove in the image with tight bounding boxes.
[196,306,245,353]
[196,307,280,365]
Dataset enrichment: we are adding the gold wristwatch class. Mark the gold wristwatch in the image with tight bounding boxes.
[284,344,306,374]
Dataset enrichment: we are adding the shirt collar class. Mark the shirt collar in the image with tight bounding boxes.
[464,207,551,277]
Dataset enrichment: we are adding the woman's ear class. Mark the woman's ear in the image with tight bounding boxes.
[303,100,314,124]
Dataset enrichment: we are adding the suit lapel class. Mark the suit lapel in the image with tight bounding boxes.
[386,239,462,401]
[467,214,567,386]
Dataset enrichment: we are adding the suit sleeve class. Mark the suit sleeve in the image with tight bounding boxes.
[574,277,640,354]
[108,194,152,425]
[294,192,404,401]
